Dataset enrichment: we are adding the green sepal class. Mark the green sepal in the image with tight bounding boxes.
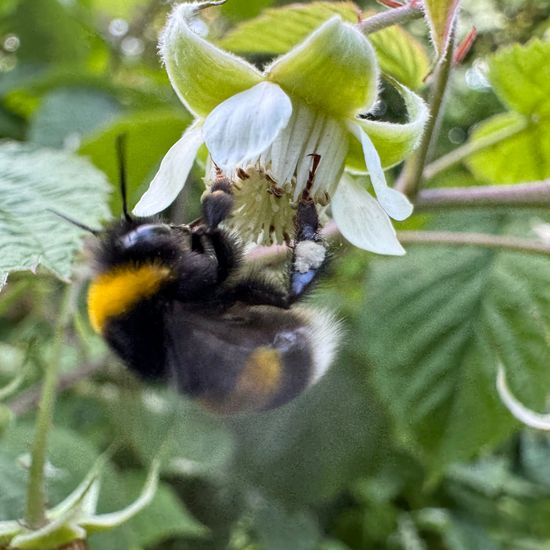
[345,81,428,171]
[161,2,262,117]
[267,16,379,118]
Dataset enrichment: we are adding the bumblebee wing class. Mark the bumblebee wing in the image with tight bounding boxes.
[164,303,338,413]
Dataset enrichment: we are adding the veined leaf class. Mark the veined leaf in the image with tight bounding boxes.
[422,0,461,58]
[467,111,550,183]
[219,2,428,89]
[369,25,430,90]
[218,2,360,55]
[489,39,550,117]
[466,40,550,184]
[0,142,110,288]
[361,214,550,469]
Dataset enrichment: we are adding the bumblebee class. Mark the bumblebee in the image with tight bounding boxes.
[72,143,340,414]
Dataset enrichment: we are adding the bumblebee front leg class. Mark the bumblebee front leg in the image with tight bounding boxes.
[192,169,239,281]
[202,169,233,229]
[224,155,327,308]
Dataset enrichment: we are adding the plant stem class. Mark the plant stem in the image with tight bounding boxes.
[9,359,104,416]
[247,216,550,261]
[396,34,455,198]
[423,118,528,180]
[415,179,550,210]
[396,230,550,256]
[358,3,423,34]
[25,285,74,528]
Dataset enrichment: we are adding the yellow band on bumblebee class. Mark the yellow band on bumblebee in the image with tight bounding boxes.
[88,264,172,333]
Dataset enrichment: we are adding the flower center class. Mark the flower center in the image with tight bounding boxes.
[227,166,297,245]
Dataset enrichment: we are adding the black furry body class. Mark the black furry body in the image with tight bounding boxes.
[88,173,337,413]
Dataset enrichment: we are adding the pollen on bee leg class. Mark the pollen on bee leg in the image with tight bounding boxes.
[294,241,326,273]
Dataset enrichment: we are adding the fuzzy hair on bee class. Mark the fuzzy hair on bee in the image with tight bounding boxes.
[62,140,341,414]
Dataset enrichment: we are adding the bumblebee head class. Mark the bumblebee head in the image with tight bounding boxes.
[92,217,191,272]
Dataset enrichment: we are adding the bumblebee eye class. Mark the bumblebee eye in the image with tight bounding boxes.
[120,224,172,249]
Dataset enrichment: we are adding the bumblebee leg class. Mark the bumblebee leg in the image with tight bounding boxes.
[202,171,233,229]
[223,155,326,308]
[288,155,326,302]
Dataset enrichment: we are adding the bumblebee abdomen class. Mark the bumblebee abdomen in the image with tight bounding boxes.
[166,305,341,414]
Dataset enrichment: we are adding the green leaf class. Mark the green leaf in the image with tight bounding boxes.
[104,389,234,476]
[489,40,550,117]
[6,0,101,65]
[220,0,275,20]
[422,0,461,58]
[0,141,110,287]
[79,109,191,215]
[253,501,320,550]
[123,476,207,546]
[361,214,550,469]
[219,2,427,89]
[368,25,430,90]
[467,112,550,183]
[89,0,150,18]
[0,424,101,521]
[28,88,121,149]
[218,2,359,55]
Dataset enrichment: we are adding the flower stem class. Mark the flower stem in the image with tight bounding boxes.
[423,118,528,180]
[25,285,74,528]
[358,3,423,34]
[415,179,550,210]
[396,230,550,256]
[396,34,455,198]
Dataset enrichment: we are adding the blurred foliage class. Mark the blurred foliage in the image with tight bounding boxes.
[0,0,550,549]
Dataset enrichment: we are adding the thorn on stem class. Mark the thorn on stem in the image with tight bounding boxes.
[454,27,478,65]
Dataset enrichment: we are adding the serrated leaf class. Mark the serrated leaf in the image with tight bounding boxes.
[218,2,360,55]
[467,112,550,183]
[368,25,430,90]
[28,87,121,149]
[361,214,550,469]
[423,0,461,58]
[0,141,110,287]
[489,39,550,117]
[79,109,190,215]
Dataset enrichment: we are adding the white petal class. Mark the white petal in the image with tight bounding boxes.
[332,174,405,256]
[133,124,203,216]
[269,100,316,186]
[496,366,550,430]
[203,82,292,171]
[347,122,413,221]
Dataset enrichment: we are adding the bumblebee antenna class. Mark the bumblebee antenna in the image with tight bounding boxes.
[48,209,100,236]
[116,134,132,222]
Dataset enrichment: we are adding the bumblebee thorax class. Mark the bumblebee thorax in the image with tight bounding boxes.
[88,263,173,333]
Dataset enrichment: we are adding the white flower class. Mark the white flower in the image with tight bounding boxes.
[134,1,428,254]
